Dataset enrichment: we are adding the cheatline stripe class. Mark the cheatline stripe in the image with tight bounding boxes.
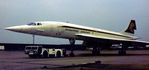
[60,26,132,38]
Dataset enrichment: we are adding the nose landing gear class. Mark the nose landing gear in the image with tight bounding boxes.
[69,39,75,57]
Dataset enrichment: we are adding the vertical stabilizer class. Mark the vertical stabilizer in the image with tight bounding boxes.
[121,20,137,35]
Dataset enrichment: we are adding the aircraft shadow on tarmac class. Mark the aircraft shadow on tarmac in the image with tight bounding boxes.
[24,53,149,59]
[77,53,149,57]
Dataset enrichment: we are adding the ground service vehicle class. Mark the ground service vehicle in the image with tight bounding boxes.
[25,46,66,58]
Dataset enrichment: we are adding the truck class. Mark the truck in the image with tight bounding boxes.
[0,45,5,51]
[24,45,66,58]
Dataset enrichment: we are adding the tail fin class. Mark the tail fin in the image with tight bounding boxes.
[121,20,137,35]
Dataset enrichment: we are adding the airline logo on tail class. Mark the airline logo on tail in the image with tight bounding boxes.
[125,20,136,34]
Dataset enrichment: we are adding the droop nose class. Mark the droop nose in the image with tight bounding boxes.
[5,26,22,32]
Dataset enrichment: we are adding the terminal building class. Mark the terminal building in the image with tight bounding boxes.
[0,43,148,51]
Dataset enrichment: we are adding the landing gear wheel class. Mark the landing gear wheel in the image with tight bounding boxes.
[92,48,100,56]
[118,50,126,55]
[92,48,97,55]
[69,51,74,57]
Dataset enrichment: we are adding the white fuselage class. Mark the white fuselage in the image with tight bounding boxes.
[5,21,138,40]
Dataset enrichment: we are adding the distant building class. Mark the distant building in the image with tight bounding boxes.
[0,43,84,51]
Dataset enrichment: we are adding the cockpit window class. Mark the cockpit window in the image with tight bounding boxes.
[28,23,42,26]
[28,23,36,25]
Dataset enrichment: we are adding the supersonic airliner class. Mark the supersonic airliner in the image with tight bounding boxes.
[5,20,149,55]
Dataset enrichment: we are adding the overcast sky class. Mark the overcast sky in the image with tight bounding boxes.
[0,0,149,44]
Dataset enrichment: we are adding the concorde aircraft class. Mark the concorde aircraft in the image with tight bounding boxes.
[5,20,149,56]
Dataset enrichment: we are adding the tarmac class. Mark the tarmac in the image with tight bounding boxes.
[1,50,149,70]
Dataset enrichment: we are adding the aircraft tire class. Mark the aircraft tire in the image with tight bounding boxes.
[118,50,126,55]
[69,52,75,57]
[92,47,100,56]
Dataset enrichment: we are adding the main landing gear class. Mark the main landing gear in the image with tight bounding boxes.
[118,43,127,55]
[69,39,75,57]
[92,47,101,56]
[91,43,128,56]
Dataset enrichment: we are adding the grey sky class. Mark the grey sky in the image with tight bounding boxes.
[0,0,149,44]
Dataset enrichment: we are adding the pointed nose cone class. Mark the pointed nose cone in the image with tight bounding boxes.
[5,26,22,32]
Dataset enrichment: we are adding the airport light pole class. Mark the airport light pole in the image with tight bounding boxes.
[33,34,35,44]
